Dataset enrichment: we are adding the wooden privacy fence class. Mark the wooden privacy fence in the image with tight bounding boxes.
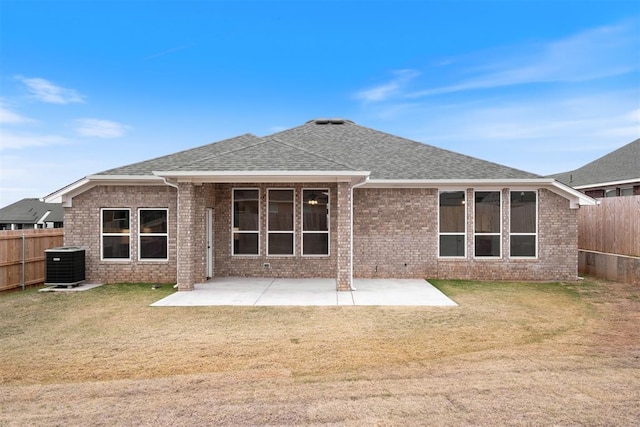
[578,195,640,257]
[0,229,64,291]
[577,195,640,284]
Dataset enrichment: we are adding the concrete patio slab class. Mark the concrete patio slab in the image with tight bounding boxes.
[254,278,339,306]
[352,279,458,306]
[150,277,457,307]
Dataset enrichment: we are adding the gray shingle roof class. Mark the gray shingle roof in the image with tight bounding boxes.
[95,119,541,180]
[170,137,358,171]
[272,120,539,179]
[550,138,640,187]
[0,198,64,224]
[98,133,262,175]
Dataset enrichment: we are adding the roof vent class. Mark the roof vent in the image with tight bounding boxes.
[309,118,350,125]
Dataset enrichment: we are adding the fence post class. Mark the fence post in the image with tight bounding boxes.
[22,232,26,291]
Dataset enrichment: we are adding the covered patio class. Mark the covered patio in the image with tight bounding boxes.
[150,277,458,307]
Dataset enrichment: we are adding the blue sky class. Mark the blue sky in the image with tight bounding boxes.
[1,0,638,207]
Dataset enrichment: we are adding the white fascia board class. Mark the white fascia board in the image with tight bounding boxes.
[549,181,597,208]
[363,178,557,188]
[36,210,51,224]
[573,178,640,189]
[86,174,166,184]
[43,177,92,205]
[363,178,597,208]
[44,175,165,207]
[152,170,371,183]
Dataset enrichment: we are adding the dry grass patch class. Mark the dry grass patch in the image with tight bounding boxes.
[0,278,638,425]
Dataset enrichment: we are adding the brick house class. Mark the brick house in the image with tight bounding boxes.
[45,118,595,290]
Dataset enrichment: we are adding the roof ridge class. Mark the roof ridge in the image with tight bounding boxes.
[268,136,360,170]
[147,133,261,164]
[177,136,269,169]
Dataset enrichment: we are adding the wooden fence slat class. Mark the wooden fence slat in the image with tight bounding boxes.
[578,195,640,257]
[0,228,64,291]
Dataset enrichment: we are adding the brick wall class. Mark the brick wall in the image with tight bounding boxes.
[335,182,352,290]
[354,187,579,282]
[353,188,437,278]
[65,183,579,286]
[213,183,338,279]
[64,185,177,284]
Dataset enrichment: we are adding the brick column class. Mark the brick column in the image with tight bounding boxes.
[177,182,197,291]
[336,181,352,291]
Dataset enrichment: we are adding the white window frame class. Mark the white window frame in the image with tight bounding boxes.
[473,190,502,258]
[267,188,295,256]
[101,208,131,261]
[138,208,169,262]
[438,190,467,258]
[509,190,538,259]
[232,188,260,256]
[301,188,330,257]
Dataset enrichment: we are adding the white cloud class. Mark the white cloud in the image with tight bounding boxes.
[74,118,129,138]
[367,89,639,176]
[407,19,640,98]
[355,69,420,102]
[0,102,34,124]
[420,92,638,144]
[0,130,69,150]
[16,76,86,104]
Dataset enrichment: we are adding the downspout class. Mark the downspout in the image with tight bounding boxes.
[161,177,180,289]
[349,176,369,291]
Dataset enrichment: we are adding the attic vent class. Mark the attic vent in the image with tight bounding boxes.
[309,118,350,125]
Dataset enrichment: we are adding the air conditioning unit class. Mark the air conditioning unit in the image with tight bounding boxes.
[45,247,86,287]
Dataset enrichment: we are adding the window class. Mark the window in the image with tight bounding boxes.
[439,191,466,257]
[621,187,633,197]
[139,209,168,260]
[233,189,259,255]
[102,209,130,260]
[474,191,501,257]
[267,189,294,255]
[605,189,617,198]
[302,189,329,255]
[510,191,537,257]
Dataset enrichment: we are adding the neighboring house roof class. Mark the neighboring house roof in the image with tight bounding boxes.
[550,138,640,189]
[45,118,595,207]
[0,198,64,224]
